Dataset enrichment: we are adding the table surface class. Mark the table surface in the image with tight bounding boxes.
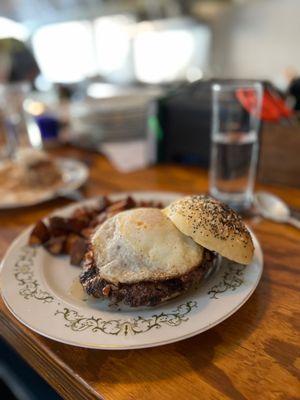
[0,147,300,400]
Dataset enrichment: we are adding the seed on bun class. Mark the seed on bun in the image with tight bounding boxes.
[163,195,254,265]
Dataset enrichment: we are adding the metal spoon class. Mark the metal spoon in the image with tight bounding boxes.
[254,191,300,229]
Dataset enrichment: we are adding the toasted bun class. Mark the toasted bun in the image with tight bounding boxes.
[163,195,254,265]
[91,208,204,284]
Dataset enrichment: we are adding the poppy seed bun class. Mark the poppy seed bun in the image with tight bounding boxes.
[163,195,254,265]
[91,208,204,284]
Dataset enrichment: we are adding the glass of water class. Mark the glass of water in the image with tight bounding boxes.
[209,82,263,211]
[0,82,34,159]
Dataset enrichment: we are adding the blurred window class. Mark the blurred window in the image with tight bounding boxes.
[134,20,210,84]
[31,16,210,85]
[0,17,28,41]
[94,15,135,83]
[32,21,96,83]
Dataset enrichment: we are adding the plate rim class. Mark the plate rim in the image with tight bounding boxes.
[0,191,263,349]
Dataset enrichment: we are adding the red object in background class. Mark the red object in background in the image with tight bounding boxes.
[236,87,294,122]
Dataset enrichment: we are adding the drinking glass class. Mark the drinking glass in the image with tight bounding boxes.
[0,82,34,159]
[209,82,262,211]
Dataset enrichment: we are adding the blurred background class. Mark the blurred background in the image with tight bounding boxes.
[0,0,300,177]
[1,0,299,86]
[0,1,300,398]
[1,0,300,181]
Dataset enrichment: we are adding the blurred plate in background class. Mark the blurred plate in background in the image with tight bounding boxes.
[0,158,88,209]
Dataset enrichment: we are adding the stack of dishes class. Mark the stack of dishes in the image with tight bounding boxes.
[70,85,162,148]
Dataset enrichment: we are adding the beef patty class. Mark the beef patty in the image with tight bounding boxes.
[80,248,216,307]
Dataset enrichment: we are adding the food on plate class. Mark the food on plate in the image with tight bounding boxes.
[80,208,215,307]
[29,220,50,245]
[15,147,62,187]
[163,195,254,265]
[0,148,62,203]
[29,194,254,308]
[29,196,163,266]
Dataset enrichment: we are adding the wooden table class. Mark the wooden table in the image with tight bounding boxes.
[1,147,300,400]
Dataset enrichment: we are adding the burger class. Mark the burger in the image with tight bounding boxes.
[80,195,254,307]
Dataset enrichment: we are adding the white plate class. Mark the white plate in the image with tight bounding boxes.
[0,192,263,349]
[0,158,88,209]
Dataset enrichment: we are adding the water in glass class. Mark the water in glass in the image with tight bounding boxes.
[210,131,258,210]
[209,82,262,211]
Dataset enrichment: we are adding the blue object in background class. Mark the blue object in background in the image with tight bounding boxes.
[35,114,59,141]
